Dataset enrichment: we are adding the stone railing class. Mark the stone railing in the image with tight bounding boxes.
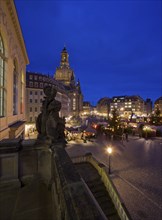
[71,153,132,220]
[50,143,107,220]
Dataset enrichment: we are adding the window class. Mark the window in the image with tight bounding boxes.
[40,83,43,88]
[34,75,38,80]
[30,91,32,95]
[30,117,32,122]
[34,82,38,87]
[35,99,37,103]
[30,99,32,103]
[35,91,37,95]
[13,60,18,115]
[29,75,33,80]
[0,34,6,117]
[30,107,32,112]
[29,82,33,87]
[40,99,42,103]
[35,107,37,112]
[39,76,42,81]
[40,91,43,95]
[73,98,76,110]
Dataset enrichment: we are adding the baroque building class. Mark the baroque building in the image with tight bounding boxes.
[0,0,29,140]
[54,47,83,117]
[26,72,71,124]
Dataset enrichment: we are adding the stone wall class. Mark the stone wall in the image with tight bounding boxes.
[0,139,106,220]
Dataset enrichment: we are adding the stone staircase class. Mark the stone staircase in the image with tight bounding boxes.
[76,163,120,220]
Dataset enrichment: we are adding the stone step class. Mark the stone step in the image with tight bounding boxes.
[108,214,121,220]
[93,190,108,198]
[99,200,115,210]
[104,206,117,217]
[86,177,101,184]
[87,183,103,191]
[97,196,112,204]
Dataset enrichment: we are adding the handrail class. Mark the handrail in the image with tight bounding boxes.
[81,177,108,220]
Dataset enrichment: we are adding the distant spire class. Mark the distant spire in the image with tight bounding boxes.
[63,43,67,51]
[77,78,80,85]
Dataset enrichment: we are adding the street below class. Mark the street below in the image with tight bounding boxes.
[66,135,162,220]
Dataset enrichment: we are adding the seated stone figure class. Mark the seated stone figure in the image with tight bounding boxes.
[36,86,65,143]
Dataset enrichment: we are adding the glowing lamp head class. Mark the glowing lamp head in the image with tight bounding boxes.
[107,147,112,154]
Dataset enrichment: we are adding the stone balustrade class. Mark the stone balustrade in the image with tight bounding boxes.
[71,153,132,220]
[0,139,107,220]
[50,144,107,220]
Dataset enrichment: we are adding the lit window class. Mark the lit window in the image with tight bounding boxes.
[29,75,33,80]
[73,98,76,110]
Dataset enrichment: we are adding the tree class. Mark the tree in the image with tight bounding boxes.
[150,106,161,125]
[109,109,121,133]
[155,106,161,117]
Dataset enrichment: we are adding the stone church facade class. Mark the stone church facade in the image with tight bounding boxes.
[0,0,29,140]
[54,47,83,117]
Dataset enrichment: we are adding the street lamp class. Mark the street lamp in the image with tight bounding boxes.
[107,146,112,174]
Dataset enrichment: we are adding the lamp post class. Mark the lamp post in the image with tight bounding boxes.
[107,147,112,174]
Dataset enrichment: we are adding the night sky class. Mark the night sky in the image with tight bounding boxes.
[15,0,161,105]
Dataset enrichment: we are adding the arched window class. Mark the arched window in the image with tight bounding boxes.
[0,34,5,117]
[13,60,18,115]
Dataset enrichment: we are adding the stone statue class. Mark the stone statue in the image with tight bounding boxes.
[36,86,65,143]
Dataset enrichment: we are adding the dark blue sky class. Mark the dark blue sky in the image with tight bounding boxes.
[15,0,161,105]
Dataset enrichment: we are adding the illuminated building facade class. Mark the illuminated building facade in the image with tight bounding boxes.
[26,72,71,123]
[154,97,162,116]
[110,95,145,118]
[0,0,29,140]
[82,101,91,116]
[54,47,83,116]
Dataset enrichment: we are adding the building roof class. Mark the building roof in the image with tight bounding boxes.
[155,96,162,104]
